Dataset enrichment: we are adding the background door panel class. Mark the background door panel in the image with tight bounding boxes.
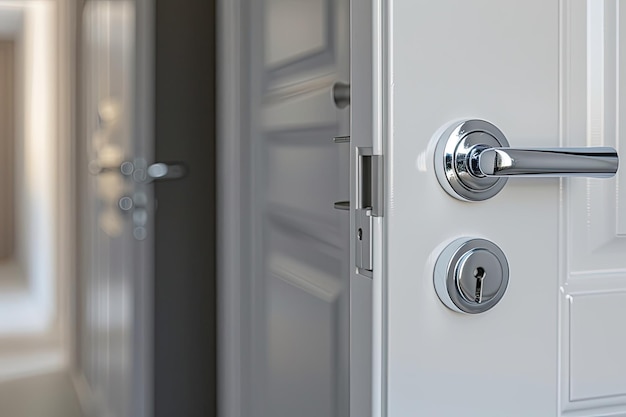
[244,0,350,416]
[80,2,136,416]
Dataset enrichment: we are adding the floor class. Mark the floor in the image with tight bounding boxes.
[0,259,26,292]
[0,371,83,417]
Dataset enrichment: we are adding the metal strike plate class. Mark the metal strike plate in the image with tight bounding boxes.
[355,148,383,277]
[356,208,373,274]
[434,237,509,314]
[358,149,383,218]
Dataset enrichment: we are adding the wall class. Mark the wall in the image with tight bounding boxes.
[0,0,75,383]
[0,41,14,261]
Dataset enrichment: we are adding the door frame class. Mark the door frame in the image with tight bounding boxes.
[217,0,248,415]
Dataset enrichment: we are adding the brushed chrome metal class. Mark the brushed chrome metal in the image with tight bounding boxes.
[434,237,509,314]
[332,81,350,109]
[120,161,135,175]
[118,196,134,211]
[88,160,188,182]
[434,119,510,201]
[477,147,618,177]
[354,148,382,277]
[357,148,384,217]
[147,162,187,180]
[435,119,619,201]
[356,208,373,274]
[333,135,351,143]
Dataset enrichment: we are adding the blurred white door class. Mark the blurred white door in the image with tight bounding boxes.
[370,0,626,416]
[79,1,153,416]
[227,0,351,416]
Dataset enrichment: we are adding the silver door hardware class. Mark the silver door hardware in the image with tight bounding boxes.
[333,201,350,210]
[147,162,187,180]
[355,148,383,276]
[90,159,187,182]
[117,191,150,240]
[133,160,188,182]
[434,237,509,314]
[358,148,383,217]
[333,135,351,143]
[118,196,134,211]
[100,159,187,241]
[434,119,619,201]
[332,82,350,109]
[356,208,373,271]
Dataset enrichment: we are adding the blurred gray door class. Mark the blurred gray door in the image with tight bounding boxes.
[242,1,351,416]
[78,1,153,416]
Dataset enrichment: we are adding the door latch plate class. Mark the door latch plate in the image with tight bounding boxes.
[355,148,383,277]
[356,208,373,274]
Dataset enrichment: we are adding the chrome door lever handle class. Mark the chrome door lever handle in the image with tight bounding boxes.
[435,119,620,201]
[147,162,187,181]
[474,147,618,178]
[89,160,187,182]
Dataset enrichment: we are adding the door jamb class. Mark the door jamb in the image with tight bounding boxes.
[217,0,247,416]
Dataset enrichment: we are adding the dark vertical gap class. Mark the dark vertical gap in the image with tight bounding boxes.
[154,0,216,416]
[360,156,372,208]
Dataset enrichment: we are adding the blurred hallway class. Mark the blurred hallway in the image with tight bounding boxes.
[0,373,82,417]
[0,0,216,415]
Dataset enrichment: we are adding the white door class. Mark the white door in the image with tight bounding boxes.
[79,1,153,416]
[353,0,626,416]
[219,0,350,416]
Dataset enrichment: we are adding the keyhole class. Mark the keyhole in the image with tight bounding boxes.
[357,228,363,240]
[474,267,485,303]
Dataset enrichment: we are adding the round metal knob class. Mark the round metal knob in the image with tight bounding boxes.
[434,238,509,314]
[332,82,350,109]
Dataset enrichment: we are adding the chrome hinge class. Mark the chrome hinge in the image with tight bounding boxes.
[356,148,383,277]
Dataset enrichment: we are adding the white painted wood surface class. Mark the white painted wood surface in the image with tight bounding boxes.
[376,0,626,415]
